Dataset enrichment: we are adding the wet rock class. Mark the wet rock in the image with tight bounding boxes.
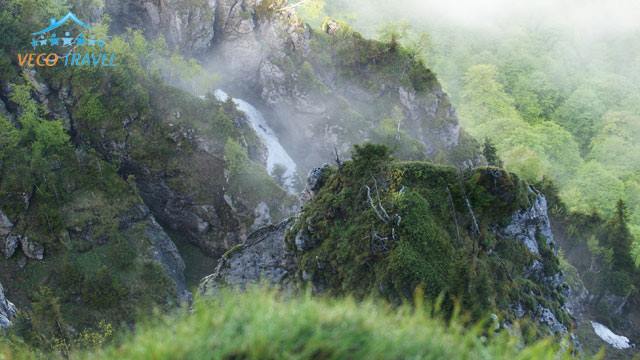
[0,282,17,330]
[200,219,296,294]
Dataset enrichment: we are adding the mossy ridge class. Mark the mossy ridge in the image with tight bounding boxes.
[309,23,439,94]
[289,144,568,334]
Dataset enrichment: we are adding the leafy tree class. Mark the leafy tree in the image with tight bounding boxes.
[224,138,249,176]
[561,161,625,216]
[0,115,19,163]
[271,163,288,188]
[351,143,392,176]
[295,0,326,25]
[589,111,640,177]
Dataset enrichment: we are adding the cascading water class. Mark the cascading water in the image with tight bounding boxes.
[214,90,298,192]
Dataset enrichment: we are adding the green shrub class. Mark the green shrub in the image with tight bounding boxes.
[81,267,128,310]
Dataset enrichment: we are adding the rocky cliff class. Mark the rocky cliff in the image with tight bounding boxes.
[200,146,573,338]
[106,0,480,175]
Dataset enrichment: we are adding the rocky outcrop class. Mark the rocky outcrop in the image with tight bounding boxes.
[199,218,296,294]
[398,86,461,154]
[106,0,217,55]
[199,164,572,338]
[1,210,44,260]
[119,204,191,303]
[130,165,245,257]
[496,187,570,335]
[0,282,17,330]
[501,188,556,256]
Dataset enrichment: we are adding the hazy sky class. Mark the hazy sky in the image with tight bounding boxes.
[403,0,640,32]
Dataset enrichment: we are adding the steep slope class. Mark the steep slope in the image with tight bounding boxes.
[106,0,480,173]
[0,3,293,348]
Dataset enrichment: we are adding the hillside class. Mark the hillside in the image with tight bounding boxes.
[0,0,637,358]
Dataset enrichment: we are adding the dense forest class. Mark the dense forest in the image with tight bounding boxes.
[313,0,640,266]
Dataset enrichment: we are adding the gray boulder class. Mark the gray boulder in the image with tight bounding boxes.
[200,219,296,295]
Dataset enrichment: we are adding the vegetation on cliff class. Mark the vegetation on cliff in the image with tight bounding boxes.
[289,144,570,338]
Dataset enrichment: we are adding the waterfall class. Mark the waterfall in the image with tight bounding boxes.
[214,90,298,192]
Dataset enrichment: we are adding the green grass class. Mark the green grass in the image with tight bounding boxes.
[0,287,577,359]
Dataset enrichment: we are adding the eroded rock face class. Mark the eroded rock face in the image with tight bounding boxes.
[499,188,571,336]
[132,168,244,257]
[0,282,17,330]
[106,0,217,55]
[199,219,296,294]
[502,189,555,256]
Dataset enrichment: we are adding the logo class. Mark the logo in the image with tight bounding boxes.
[17,12,116,68]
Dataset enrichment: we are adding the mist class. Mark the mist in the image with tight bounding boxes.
[329,0,640,35]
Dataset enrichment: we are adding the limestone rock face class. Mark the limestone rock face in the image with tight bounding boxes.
[502,189,555,256]
[0,282,17,330]
[199,219,296,295]
[106,0,217,55]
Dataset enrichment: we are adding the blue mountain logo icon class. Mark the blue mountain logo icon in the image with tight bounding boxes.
[30,12,105,50]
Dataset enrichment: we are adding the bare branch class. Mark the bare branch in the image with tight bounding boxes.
[365,185,388,223]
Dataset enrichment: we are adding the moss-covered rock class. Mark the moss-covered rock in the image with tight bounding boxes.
[287,144,570,336]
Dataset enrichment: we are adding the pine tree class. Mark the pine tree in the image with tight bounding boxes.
[606,199,636,274]
[482,138,503,167]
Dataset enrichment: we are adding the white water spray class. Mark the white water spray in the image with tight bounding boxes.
[214,90,298,192]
